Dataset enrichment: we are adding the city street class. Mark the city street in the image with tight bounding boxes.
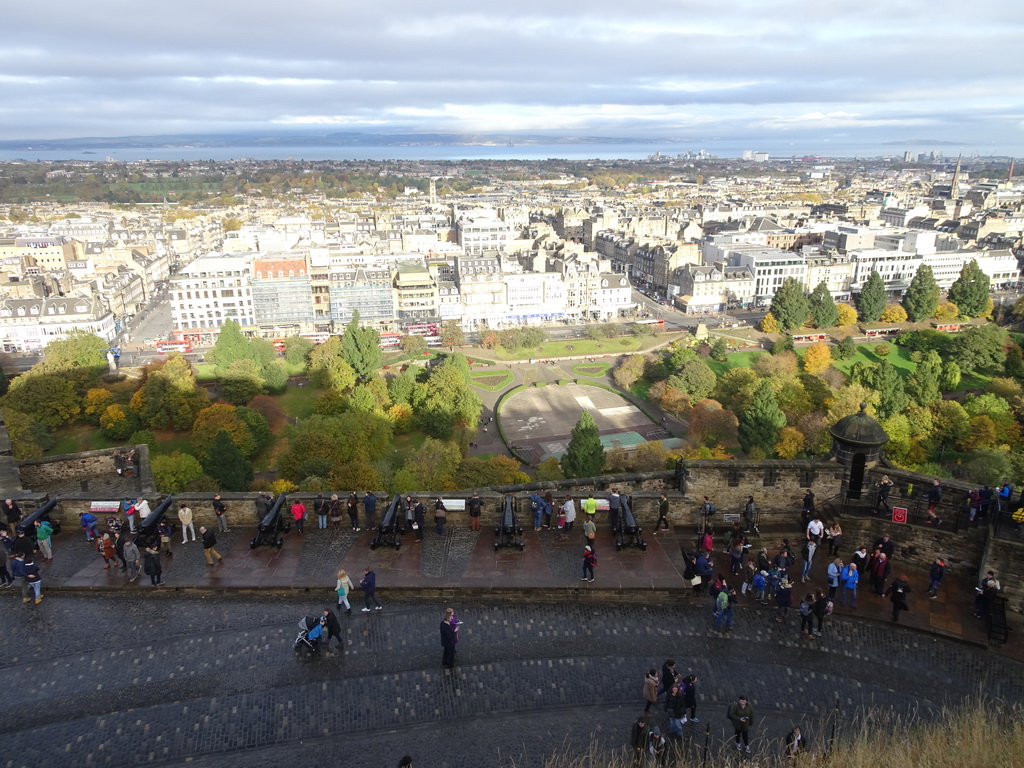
[3,593,1021,768]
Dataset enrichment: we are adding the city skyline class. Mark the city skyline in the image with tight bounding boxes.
[4,0,1023,151]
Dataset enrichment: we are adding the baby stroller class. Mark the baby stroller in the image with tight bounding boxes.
[294,615,323,658]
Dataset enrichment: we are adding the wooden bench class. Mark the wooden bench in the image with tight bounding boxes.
[987,596,1011,645]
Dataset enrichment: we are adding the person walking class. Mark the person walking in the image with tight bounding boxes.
[798,593,815,639]
[123,536,141,582]
[715,586,736,631]
[212,494,229,532]
[178,503,196,543]
[113,530,128,571]
[143,545,164,586]
[97,533,117,569]
[360,568,383,611]
[927,557,946,599]
[667,684,687,737]
[886,576,911,622]
[3,498,22,534]
[875,475,894,514]
[34,519,54,563]
[785,726,806,761]
[581,545,596,583]
[727,695,755,753]
[743,496,756,533]
[659,659,677,710]
[335,568,354,615]
[775,579,792,623]
[562,496,576,535]
[433,497,447,536]
[643,669,659,713]
[200,526,223,566]
[320,608,344,651]
[653,493,670,534]
[313,493,328,530]
[812,588,829,638]
[800,539,816,583]
[468,493,482,531]
[630,714,650,766]
[158,519,174,557]
[681,675,699,722]
[440,610,458,668]
[290,498,307,535]
[21,555,42,604]
[926,479,943,525]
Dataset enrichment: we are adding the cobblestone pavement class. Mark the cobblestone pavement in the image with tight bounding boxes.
[2,593,1019,768]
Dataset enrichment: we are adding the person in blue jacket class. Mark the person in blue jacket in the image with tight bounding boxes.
[80,511,99,541]
[360,567,382,611]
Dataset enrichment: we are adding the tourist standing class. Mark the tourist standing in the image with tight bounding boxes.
[97,533,117,569]
[643,669,659,714]
[468,493,482,531]
[743,496,756,533]
[212,494,229,532]
[654,493,670,534]
[926,479,943,525]
[433,497,447,536]
[875,475,894,514]
[582,516,597,553]
[157,519,173,557]
[347,493,361,531]
[841,562,859,607]
[582,493,597,519]
[927,557,946,599]
[440,610,458,668]
[143,545,163,587]
[313,493,328,530]
[291,498,306,535]
[178,503,196,543]
[364,492,378,529]
[727,695,755,754]
[562,496,576,534]
[123,537,141,582]
[328,494,343,529]
[34,519,53,563]
[827,558,842,602]
[3,499,22,535]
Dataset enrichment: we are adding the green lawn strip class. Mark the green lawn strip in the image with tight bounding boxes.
[49,424,117,455]
[571,362,610,377]
[629,380,652,400]
[150,431,196,456]
[488,336,645,361]
[706,350,763,377]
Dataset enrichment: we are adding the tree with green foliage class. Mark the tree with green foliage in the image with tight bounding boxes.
[283,335,313,366]
[277,412,394,482]
[902,264,940,321]
[665,344,698,373]
[4,371,81,428]
[152,451,205,493]
[82,388,114,425]
[42,331,110,372]
[560,411,605,479]
[613,353,647,389]
[771,335,795,356]
[949,323,1007,373]
[709,336,728,362]
[341,310,382,383]
[203,430,253,491]
[808,281,839,329]
[412,355,482,439]
[439,320,465,351]
[400,334,428,356]
[387,368,418,404]
[713,367,760,415]
[307,336,357,390]
[905,350,942,406]
[940,361,962,391]
[129,356,209,430]
[219,358,264,405]
[870,361,909,421]
[768,277,810,331]
[856,271,887,322]
[667,359,717,401]
[2,408,51,459]
[738,380,786,454]
[207,320,275,376]
[947,260,990,318]
[834,336,857,360]
[536,456,565,482]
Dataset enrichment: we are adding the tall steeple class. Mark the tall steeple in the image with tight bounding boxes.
[949,154,962,199]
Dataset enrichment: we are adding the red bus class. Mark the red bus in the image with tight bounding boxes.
[863,327,900,338]
[636,318,665,327]
[299,332,331,345]
[156,340,193,354]
[379,332,401,349]
[405,323,439,336]
[932,322,967,333]
[791,333,829,343]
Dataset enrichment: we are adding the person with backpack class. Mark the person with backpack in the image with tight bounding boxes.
[580,545,596,583]
[313,493,328,530]
[433,497,447,536]
[886,576,911,622]
[335,568,354,614]
[714,586,736,631]
[812,588,830,637]
[291,498,307,536]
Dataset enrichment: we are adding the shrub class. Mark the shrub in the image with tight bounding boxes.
[875,343,891,357]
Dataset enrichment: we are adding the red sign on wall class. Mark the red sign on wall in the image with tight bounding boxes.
[892,507,908,524]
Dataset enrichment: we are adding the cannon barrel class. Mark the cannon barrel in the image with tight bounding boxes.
[134,495,175,546]
[494,494,524,551]
[615,494,647,552]
[370,494,403,550]
[259,493,287,533]
[16,498,59,538]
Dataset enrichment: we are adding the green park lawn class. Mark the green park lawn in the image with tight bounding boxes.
[489,336,644,361]
[571,362,611,378]
[274,384,321,420]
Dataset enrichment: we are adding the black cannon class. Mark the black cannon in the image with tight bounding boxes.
[370,494,403,550]
[494,494,524,551]
[615,495,647,552]
[16,498,60,540]
[250,493,289,549]
[134,496,175,549]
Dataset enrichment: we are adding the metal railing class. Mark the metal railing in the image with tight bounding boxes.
[839,489,969,532]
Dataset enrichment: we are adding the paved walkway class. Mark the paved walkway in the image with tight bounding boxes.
[27,516,1018,661]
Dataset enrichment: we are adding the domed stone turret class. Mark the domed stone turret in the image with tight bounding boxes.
[829,403,889,501]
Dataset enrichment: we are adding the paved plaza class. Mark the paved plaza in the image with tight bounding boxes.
[3,512,1019,767]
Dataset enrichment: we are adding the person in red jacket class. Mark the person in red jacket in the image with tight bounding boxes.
[581,545,596,583]
[291,499,307,535]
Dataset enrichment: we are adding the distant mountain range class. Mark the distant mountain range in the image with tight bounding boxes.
[0,132,664,151]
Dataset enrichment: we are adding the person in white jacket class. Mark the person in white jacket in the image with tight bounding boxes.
[335,568,355,615]
[178,504,195,543]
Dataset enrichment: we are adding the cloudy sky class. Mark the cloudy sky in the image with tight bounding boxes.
[4,0,1023,149]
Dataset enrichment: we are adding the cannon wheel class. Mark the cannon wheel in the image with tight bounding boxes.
[370,542,378,550]
[250,541,258,550]
[640,541,648,551]
[394,541,401,550]
[518,542,524,551]
[275,538,283,549]
[616,542,622,552]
